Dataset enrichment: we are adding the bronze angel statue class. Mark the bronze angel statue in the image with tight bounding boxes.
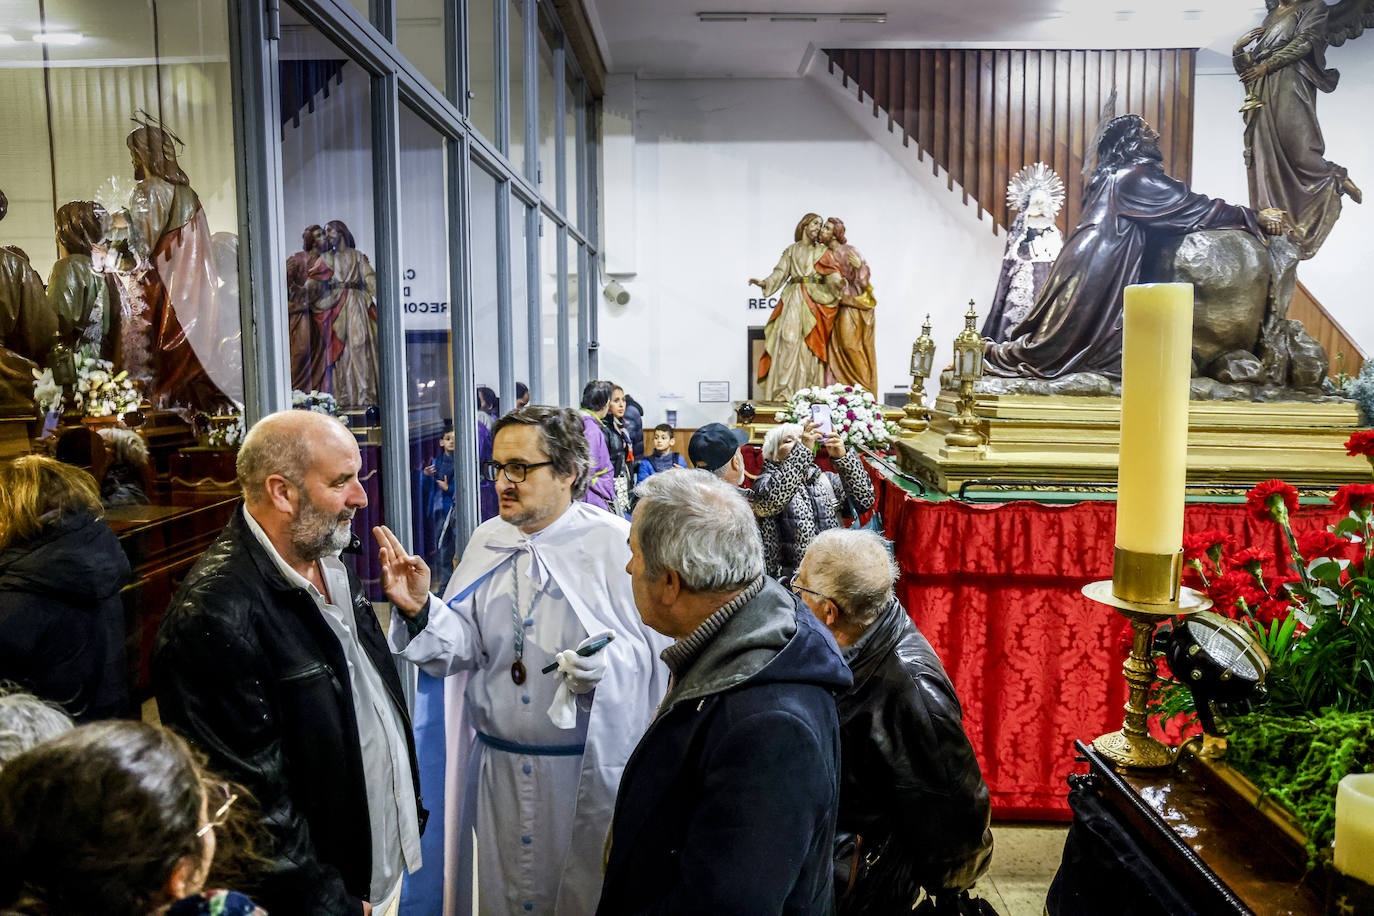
[1234,0,1374,259]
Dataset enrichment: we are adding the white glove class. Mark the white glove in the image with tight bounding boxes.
[555,630,614,695]
[546,630,614,729]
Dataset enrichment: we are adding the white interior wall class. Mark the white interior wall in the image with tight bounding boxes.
[597,74,1005,429]
[1191,46,1374,358]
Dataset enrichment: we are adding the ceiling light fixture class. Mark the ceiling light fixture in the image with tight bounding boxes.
[33,31,83,44]
[697,11,887,24]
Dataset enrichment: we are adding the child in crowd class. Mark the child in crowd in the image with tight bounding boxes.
[636,423,687,483]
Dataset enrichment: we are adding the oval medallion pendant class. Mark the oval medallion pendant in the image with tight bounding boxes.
[511,660,527,685]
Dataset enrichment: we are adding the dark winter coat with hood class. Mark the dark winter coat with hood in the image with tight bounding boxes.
[597,576,852,915]
[0,509,131,720]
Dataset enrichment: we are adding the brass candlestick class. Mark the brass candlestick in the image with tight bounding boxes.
[901,315,936,434]
[1081,547,1211,769]
[944,301,986,449]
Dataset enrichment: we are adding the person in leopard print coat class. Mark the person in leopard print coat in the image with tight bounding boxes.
[752,422,875,580]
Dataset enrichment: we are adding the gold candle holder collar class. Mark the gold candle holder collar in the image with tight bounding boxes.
[1081,547,1211,770]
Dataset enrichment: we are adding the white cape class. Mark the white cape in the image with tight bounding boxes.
[391,501,670,915]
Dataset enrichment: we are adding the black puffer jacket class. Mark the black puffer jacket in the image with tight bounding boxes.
[153,509,426,916]
[834,600,993,912]
[0,510,131,720]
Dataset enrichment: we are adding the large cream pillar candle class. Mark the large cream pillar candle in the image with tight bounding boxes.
[1115,283,1193,556]
[1336,773,1374,885]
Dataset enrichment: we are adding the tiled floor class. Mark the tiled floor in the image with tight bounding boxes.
[973,823,1068,916]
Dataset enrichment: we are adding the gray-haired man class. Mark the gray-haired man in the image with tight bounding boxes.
[791,528,993,913]
[598,469,851,913]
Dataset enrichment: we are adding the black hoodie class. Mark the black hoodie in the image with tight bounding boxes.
[0,510,131,720]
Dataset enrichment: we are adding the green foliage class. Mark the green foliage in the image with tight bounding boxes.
[1223,710,1374,865]
[1261,573,1374,717]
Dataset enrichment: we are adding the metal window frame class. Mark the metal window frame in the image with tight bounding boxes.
[231,0,598,547]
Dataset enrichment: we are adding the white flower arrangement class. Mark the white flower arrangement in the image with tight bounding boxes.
[32,367,63,415]
[205,411,246,450]
[33,357,141,418]
[784,384,899,449]
[292,389,340,416]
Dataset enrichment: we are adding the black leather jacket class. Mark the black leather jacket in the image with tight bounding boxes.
[153,509,426,916]
[834,600,993,912]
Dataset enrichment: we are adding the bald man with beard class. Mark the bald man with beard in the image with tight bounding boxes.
[154,409,425,916]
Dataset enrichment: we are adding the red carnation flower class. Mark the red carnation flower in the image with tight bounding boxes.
[1207,569,1255,617]
[1345,430,1374,457]
[1296,529,1355,561]
[1246,479,1299,524]
[1334,483,1374,517]
[1226,546,1271,575]
[1183,530,1233,563]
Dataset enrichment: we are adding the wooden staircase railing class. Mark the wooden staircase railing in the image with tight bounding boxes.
[822,48,1196,237]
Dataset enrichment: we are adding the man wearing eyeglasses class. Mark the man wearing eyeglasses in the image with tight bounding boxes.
[791,528,993,914]
[376,405,670,916]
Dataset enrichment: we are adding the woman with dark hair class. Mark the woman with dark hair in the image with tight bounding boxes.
[0,720,263,915]
[0,456,131,721]
[578,379,617,512]
[603,385,633,518]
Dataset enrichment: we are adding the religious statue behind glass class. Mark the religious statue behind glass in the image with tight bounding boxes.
[817,217,878,395]
[306,219,379,409]
[750,212,839,402]
[118,122,241,411]
[48,201,121,365]
[0,189,56,413]
[982,164,1066,343]
[286,224,326,393]
[983,115,1286,381]
[1233,0,1371,260]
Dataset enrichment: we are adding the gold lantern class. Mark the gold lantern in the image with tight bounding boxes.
[900,315,937,434]
[945,300,986,448]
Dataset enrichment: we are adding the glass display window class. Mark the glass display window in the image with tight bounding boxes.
[279,3,388,594]
[0,0,244,427]
[464,0,495,140]
[397,0,450,98]
[398,106,456,577]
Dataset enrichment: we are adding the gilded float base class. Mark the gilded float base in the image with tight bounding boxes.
[896,390,1369,495]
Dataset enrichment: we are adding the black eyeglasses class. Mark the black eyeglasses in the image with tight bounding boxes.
[782,574,834,606]
[481,459,554,483]
[196,781,238,838]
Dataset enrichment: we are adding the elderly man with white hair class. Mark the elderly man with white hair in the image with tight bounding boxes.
[790,528,993,914]
[753,421,875,580]
[598,469,852,914]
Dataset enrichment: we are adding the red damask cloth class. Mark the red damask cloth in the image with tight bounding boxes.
[867,469,1345,821]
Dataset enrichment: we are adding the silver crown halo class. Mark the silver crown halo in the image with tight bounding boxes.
[1006,162,1066,215]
